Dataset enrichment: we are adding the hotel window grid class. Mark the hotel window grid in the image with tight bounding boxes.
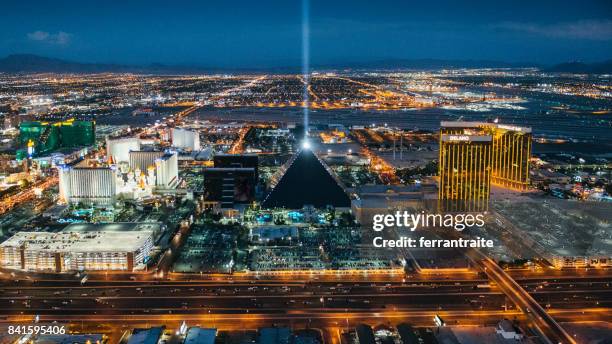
[438,136,492,212]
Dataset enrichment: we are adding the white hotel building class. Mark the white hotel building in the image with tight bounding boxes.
[58,150,179,206]
[172,127,201,151]
[59,165,116,206]
[155,152,179,188]
[106,137,141,163]
[129,150,179,187]
[129,150,166,172]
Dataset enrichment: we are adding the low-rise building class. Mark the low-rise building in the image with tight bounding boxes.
[185,327,217,344]
[495,319,524,340]
[127,326,164,344]
[351,184,437,226]
[0,230,154,272]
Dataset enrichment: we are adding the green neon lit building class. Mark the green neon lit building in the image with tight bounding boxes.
[17,119,95,160]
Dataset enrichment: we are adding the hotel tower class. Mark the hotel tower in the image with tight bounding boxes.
[439,121,532,211]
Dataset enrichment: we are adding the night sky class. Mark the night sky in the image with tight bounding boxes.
[1,0,611,67]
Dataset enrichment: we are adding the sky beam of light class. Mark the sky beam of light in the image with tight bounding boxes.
[302,0,310,140]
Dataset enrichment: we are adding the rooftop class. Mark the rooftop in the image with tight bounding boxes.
[0,230,153,253]
[492,198,612,259]
[63,222,161,233]
[259,327,291,344]
[185,327,217,344]
[33,334,104,344]
[127,327,164,344]
[440,121,532,133]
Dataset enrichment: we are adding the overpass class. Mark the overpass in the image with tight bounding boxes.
[470,250,576,344]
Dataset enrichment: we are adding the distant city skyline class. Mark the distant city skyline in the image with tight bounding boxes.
[1,0,611,68]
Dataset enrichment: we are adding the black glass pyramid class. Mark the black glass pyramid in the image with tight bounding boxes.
[262,148,351,209]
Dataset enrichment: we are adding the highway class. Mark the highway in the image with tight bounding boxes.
[0,176,58,215]
[1,276,609,319]
[0,253,610,344]
[473,252,580,344]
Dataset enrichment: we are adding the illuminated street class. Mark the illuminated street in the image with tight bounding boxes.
[0,1,611,343]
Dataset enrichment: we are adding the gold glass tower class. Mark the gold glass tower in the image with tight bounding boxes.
[439,132,492,212]
[489,124,532,190]
[438,122,532,211]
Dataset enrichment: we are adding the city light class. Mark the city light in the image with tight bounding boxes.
[0,2,609,343]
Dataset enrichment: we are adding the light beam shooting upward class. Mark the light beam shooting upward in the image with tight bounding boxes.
[301,0,310,143]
